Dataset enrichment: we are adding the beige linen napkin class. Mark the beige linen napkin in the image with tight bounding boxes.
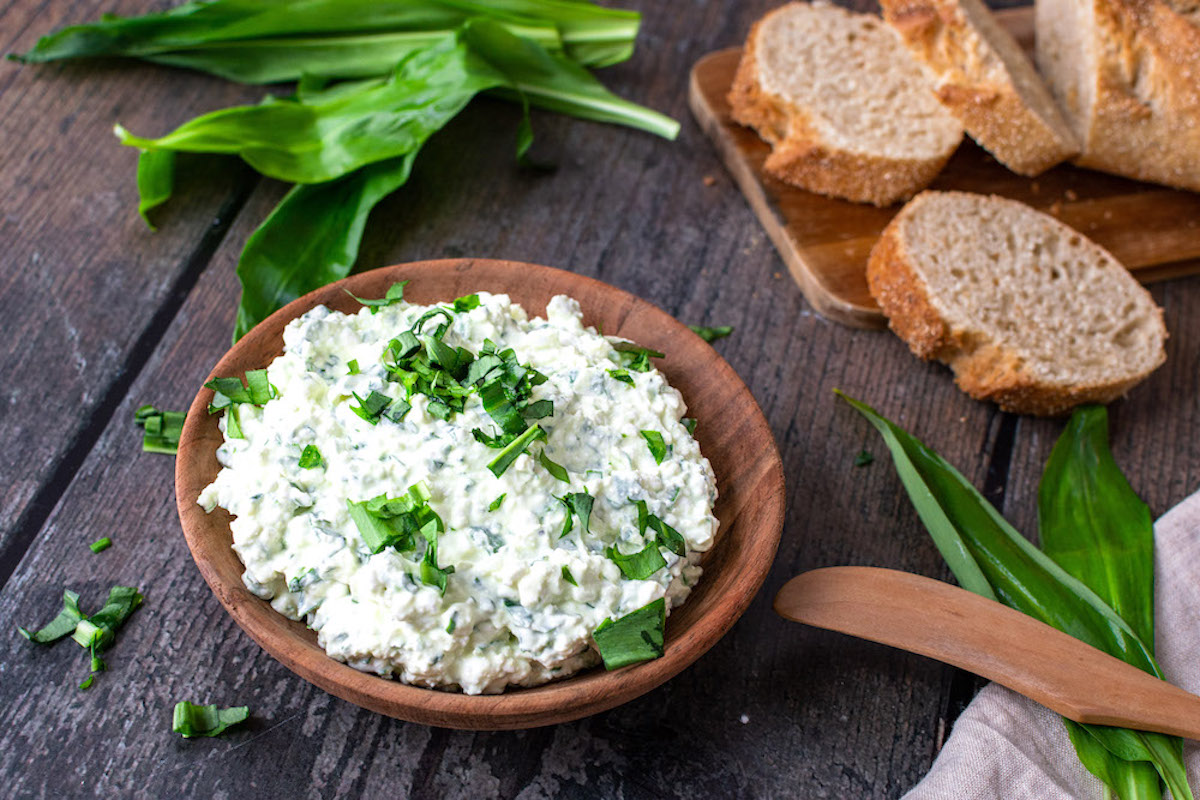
[904,490,1200,799]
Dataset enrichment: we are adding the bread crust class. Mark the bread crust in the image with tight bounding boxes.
[727,5,959,207]
[1045,0,1200,191]
[867,191,1166,416]
[882,0,1079,176]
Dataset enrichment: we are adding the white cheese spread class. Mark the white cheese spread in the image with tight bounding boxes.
[198,290,717,694]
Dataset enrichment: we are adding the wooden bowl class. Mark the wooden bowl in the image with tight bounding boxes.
[175,258,785,730]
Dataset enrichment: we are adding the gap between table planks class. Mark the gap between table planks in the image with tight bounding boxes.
[688,6,1200,329]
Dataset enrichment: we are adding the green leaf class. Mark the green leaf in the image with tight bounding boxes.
[233,154,416,340]
[608,368,633,385]
[11,0,638,77]
[539,449,570,482]
[487,423,544,477]
[682,417,697,435]
[605,541,665,580]
[298,444,323,469]
[564,492,593,535]
[135,149,175,230]
[487,493,506,511]
[89,537,113,554]
[116,33,507,184]
[18,590,83,644]
[173,701,250,738]
[688,325,732,343]
[464,20,678,140]
[133,405,186,454]
[840,392,1192,800]
[561,566,577,586]
[1039,406,1156,648]
[593,598,665,669]
[640,430,667,464]
[346,280,409,313]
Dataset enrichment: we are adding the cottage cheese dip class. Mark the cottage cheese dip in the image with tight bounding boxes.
[198,288,718,694]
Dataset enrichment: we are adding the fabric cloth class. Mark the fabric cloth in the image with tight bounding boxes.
[904,490,1200,799]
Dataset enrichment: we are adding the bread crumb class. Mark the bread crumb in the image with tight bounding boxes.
[703,175,716,187]
[1064,189,1079,201]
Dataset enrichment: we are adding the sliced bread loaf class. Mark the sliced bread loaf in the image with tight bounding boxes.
[881,0,1079,176]
[1036,0,1200,191]
[867,191,1166,415]
[728,2,963,207]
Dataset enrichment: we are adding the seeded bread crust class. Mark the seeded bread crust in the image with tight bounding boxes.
[728,5,960,207]
[882,0,1079,176]
[867,191,1166,415]
[1037,0,1200,191]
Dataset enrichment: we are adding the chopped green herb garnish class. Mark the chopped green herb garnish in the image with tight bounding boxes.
[205,370,274,439]
[452,293,481,312]
[345,280,409,313]
[635,500,686,556]
[347,483,440,554]
[640,430,667,464]
[298,444,323,469]
[682,418,698,436]
[446,616,457,634]
[19,585,142,689]
[133,405,186,454]
[350,389,393,424]
[605,542,666,580]
[79,675,95,690]
[854,449,874,467]
[608,369,634,385]
[562,566,578,586]
[539,449,570,482]
[487,424,544,478]
[593,598,666,669]
[612,341,665,373]
[89,537,112,554]
[418,517,454,595]
[172,702,250,738]
[347,359,360,375]
[225,405,244,439]
[688,325,733,343]
[488,494,506,512]
[19,590,83,644]
[558,492,594,537]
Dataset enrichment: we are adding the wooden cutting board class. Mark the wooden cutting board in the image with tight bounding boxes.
[689,6,1200,328]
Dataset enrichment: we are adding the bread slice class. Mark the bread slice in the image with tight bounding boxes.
[867,191,1166,415]
[728,2,963,206]
[881,0,1079,176]
[1036,0,1200,191]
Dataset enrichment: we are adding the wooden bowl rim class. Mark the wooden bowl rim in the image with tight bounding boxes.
[175,258,785,730]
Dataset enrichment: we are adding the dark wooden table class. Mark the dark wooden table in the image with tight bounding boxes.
[3,1,1198,797]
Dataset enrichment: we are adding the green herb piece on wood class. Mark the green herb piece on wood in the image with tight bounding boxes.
[89,538,112,554]
[688,325,732,343]
[854,449,873,467]
[173,702,250,738]
[593,598,665,669]
[134,405,186,454]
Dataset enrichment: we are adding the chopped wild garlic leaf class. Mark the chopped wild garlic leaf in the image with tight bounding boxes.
[172,701,250,738]
[593,598,665,669]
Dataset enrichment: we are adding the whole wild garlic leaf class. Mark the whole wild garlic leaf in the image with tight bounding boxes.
[837,392,1192,800]
[1039,407,1175,800]
[10,0,640,78]
[116,35,510,185]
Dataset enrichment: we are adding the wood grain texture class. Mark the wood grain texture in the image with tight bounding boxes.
[777,566,1200,739]
[2,0,1199,796]
[689,7,1200,328]
[175,258,785,730]
[0,0,260,565]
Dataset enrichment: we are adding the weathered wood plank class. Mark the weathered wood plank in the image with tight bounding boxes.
[0,0,260,570]
[2,0,1163,797]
